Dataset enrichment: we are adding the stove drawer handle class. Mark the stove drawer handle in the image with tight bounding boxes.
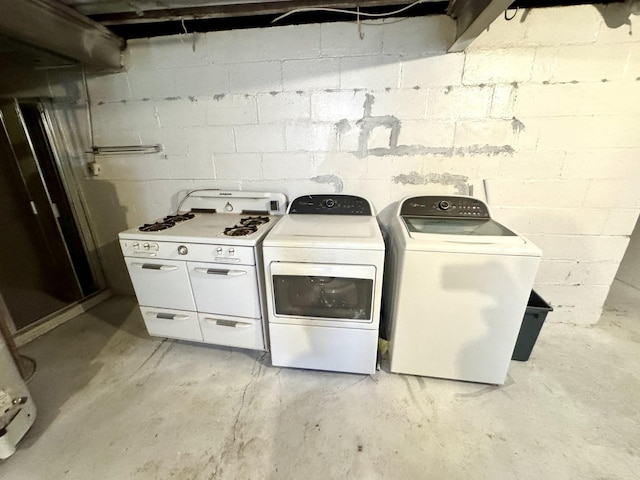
[132,263,179,271]
[194,268,247,276]
[146,312,190,321]
[203,318,252,328]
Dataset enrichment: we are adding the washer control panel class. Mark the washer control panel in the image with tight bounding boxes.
[289,194,372,216]
[400,196,490,218]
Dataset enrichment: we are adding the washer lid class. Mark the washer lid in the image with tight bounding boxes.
[404,217,521,240]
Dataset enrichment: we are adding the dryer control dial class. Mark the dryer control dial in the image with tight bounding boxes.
[438,200,451,211]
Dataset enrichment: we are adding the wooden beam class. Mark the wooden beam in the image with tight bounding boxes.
[448,0,514,52]
[0,0,124,71]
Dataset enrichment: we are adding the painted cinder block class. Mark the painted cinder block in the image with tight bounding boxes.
[535,260,619,286]
[530,47,557,83]
[427,85,493,119]
[562,150,640,179]
[282,58,340,91]
[206,28,266,64]
[514,82,640,117]
[285,122,338,152]
[367,89,428,120]
[490,83,517,119]
[381,16,455,55]
[340,55,402,90]
[533,284,610,324]
[537,116,640,150]
[260,24,321,61]
[525,234,630,263]
[491,207,609,235]
[168,153,215,180]
[602,209,640,236]
[366,155,426,180]
[207,95,258,126]
[87,73,131,102]
[463,49,536,85]
[584,179,640,208]
[312,152,368,179]
[311,90,367,121]
[228,62,282,94]
[552,44,631,82]
[234,124,285,153]
[523,6,601,46]
[397,120,456,148]
[128,36,209,70]
[185,126,236,155]
[320,22,384,57]
[93,101,159,130]
[257,91,311,123]
[486,179,590,208]
[497,150,566,180]
[263,152,313,180]
[401,53,465,88]
[168,65,228,98]
[127,67,175,99]
[213,153,263,180]
[544,306,603,325]
[453,118,539,150]
[157,100,208,128]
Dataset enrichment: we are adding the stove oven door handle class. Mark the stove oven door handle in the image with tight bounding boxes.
[203,318,252,328]
[131,263,179,271]
[146,312,190,321]
[194,268,247,276]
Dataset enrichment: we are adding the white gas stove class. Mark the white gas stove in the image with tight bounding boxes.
[119,190,287,351]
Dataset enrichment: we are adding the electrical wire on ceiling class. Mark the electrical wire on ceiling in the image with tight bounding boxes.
[271,0,428,24]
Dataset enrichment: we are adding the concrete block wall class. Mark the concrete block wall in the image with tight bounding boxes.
[86,5,640,324]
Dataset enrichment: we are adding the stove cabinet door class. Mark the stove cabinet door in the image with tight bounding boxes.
[125,258,196,311]
[188,262,261,318]
[140,306,203,342]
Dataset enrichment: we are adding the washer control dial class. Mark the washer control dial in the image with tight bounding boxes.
[438,200,451,211]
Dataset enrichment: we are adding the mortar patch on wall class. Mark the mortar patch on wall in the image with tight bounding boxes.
[350,93,515,159]
[392,171,469,195]
[310,174,344,193]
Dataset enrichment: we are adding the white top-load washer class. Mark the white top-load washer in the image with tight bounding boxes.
[262,194,385,375]
[385,195,541,385]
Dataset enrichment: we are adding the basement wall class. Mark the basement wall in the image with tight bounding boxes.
[86,5,640,324]
[616,217,640,290]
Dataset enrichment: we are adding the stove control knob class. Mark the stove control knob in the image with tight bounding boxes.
[216,247,223,254]
[143,243,150,250]
[228,248,235,255]
[132,242,139,249]
[438,200,451,211]
[178,245,188,255]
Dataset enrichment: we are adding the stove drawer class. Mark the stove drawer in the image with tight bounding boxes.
[188,262,261,318]
[198,314,264,350]
[125,258,196,311]
[140,307,203,342]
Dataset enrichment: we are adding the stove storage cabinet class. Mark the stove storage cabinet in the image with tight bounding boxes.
[121,240,266,351]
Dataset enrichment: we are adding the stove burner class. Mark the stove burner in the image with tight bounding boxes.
[224,226,257,237]
[239,216,270,227]
[138,212,195,232]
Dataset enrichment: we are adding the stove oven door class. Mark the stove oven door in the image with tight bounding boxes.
[188,262,261,318]
[124,258,196,311]
[269,262,376,326]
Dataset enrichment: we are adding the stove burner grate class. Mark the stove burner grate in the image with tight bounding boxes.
[138,212,195,232]
[224,226,257,237]
[239,216,270,228]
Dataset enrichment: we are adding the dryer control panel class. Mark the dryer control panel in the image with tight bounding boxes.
[289,195,372,216]
[400,196,490,219]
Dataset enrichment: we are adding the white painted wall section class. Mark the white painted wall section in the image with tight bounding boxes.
[85,6,640,325]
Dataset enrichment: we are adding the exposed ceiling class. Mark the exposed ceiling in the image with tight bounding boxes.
[0,0,629,72]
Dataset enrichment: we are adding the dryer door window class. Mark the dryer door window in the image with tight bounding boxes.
[271,263,375,322]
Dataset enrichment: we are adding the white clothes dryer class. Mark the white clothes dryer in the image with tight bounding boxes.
[385,195,541,385]
[262,194,385,375]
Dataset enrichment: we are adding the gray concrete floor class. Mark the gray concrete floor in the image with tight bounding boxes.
[2,281,639,479]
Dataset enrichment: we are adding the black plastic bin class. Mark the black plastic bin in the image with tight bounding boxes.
[512,290,553,361]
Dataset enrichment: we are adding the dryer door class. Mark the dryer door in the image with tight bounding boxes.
[270,262,375,324]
